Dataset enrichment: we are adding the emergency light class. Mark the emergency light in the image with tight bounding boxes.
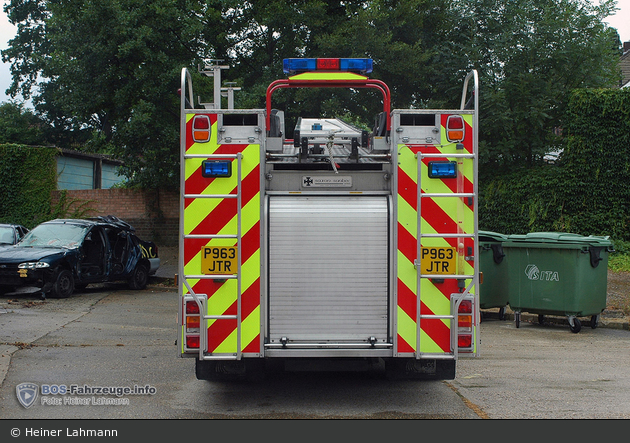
[428,161,457,179]
[283,58,373,74]
[201,160,232,178]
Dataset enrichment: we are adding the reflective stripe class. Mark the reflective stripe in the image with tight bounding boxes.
[182,113,261,355]
[396,114,476,355]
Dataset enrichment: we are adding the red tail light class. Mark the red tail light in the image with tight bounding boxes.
[458,300,472,314]
[456,297,474,351]
[186,301,200,314]
[186,336,200,349]
[192,115,211,142]
[447,115,463,129]
[446,115,465,142]
[458,334,472,349]
[183,297,204,352]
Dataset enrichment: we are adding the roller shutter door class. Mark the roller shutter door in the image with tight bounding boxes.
[268,196,389,344]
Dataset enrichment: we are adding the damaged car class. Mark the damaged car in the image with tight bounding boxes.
[0,223,29,248]
[0,216,160,298]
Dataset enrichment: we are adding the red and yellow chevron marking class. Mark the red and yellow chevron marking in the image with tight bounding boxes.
[182,113,261,355]
[396,114,475,355]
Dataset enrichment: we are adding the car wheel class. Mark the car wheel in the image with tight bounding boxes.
[128,263,149,290]
[50,269,74,299]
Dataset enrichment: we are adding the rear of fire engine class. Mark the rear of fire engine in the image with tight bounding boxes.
[178,58,479,381]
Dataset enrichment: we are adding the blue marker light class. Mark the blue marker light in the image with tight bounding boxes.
[202,160,232,178]
[428,161,457,179]
[283,58,317,74]
[339,58,373,73]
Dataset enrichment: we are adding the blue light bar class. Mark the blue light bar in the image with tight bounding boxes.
[340,58,373,74]
[202,160,232,178]
[283,58,317,74]
[428,161,457,179]
[283,58,373,74]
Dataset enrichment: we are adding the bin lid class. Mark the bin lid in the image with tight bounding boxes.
[506,232,612,247]
[479,230,508,242]
[584,235,613,247]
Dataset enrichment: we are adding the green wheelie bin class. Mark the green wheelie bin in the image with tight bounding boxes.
[504,232,612,333]
[479,231,509,320]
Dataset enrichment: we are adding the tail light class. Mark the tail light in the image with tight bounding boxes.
[446,115,465,143]
[458,314,473,329]
[192,115,211,143]
[186,336,200,349]
[184,299,202,350]
[458,335,472,348]
[186,300,200,314]
[186,316,200,331]
[456,297,474,353]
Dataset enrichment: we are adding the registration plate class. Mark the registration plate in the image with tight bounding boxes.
[419,247,456,275]
[201,246,237,275]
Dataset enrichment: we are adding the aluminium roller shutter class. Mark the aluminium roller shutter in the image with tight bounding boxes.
[268,196,389,343]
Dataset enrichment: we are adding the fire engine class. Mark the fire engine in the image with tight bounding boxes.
[178,58,479,380]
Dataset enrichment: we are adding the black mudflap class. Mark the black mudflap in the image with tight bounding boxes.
[195,359,266,382]
[385,358,456,380]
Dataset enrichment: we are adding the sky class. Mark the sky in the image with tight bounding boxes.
[0,0,629,106]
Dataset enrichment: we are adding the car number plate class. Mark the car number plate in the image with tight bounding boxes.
[419,247,456,275]
[201,246,238,275]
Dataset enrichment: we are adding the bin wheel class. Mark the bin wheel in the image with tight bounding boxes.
[498,307,506,321]
[538,314,545,325]
[590,315,599,329]
[515,312,521,328]
[569,318,582,333]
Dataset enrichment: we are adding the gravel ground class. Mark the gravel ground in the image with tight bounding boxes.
[606,270,630,315]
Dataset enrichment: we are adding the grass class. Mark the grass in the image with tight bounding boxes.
[608,254,630,272]
[609,239,630,272]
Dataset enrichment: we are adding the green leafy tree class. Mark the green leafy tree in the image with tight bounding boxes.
[3,0,212,188]
[2,0,623,190]
[217,0,452,134]
[438,0,621,173]
[208,0,386,133]
[0,102,50,145]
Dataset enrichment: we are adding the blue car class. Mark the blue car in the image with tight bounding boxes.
[0,216,160,298]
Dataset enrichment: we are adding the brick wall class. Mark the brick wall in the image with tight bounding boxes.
[51,188,179,246]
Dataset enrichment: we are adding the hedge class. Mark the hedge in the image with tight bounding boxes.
[479,88,630,240]
[0,144,59,228]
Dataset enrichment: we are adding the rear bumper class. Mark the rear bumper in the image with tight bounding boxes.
[148,258,160,275]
